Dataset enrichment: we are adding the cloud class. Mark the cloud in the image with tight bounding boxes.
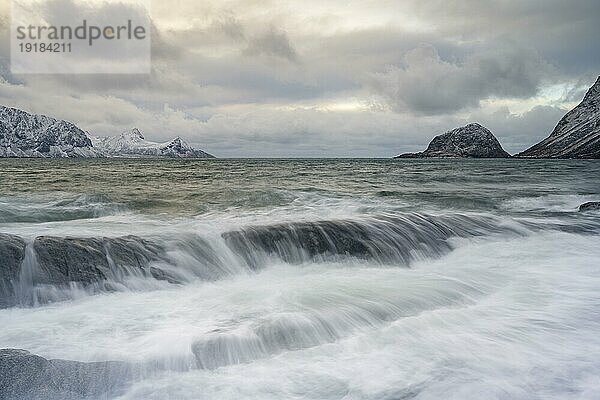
[244,28,299,62]
[370,43,553,115]
[0,0,598,156]
[472,105,569,153]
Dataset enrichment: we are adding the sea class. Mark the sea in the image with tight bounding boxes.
[1,158,599,399]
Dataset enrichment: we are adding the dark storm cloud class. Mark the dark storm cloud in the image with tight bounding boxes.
[405,0,600,77]
[370,43,553,114]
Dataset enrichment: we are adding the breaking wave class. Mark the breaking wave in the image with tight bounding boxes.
[2,211,595,308]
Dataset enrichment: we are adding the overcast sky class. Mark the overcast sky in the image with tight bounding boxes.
[1,0,599,157]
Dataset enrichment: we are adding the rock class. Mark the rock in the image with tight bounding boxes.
[91,128,215,158]
[0,234,26,307]
[579,202,600,212]
[32,235,173,285]
[33,237,111,286]
[222,214,519,269]
[0,349,132,400]
[395,123,511,158]
[0,235,179,307]
[0,106,102,158]
[517,76,600,158]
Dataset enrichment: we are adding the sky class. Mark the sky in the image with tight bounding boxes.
[0,0,599,157]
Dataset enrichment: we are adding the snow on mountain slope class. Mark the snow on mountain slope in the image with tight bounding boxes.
[92,129,215,158]
[0,106,101,158]
[517,76,600,158]
[0,106,215,158]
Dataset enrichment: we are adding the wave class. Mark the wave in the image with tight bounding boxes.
[2,230,600,399]
[0,212,594,308]
[191,274,479,370]
[222,213,525,267]
[0,194,126,223]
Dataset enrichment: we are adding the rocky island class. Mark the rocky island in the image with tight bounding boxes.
[395,123,511,158]
[517,76,600,158]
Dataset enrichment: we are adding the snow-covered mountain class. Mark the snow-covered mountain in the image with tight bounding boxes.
[92,128,214,158]
[517,76,600,158]
[0,106,101,157]
[0,106,214,158]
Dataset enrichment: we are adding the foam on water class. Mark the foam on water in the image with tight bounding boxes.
[1,212,534,307]
[1,159,600,399]
[1,231,599,399]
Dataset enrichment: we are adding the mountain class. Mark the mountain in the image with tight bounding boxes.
[517,76,600,158]
[0,106,101,157]
[395,123,511,158]
[0,106,215,158]
[92,128,215,158]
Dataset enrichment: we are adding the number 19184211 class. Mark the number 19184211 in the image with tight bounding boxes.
[18,42,72,53]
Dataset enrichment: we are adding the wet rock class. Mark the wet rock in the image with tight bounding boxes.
[33,237,110,285]
[104,236,167,272]
[579,201,600,212]
[222,214,517,269]
[0,349,132,400]
[0,235,177,307]
[31,235,171,287]
[0,234,26,307]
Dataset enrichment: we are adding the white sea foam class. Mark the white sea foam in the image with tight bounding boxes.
[1,159,599,399]
[1,230,599,399]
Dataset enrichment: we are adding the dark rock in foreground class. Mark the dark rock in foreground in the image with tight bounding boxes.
[32,235,173,286]
[395,123,511,158]
[517,76,600,158]
[0,234,183,308]
[579,202,600,212]
[222,213,521,269]
[0,234,26,308]
[0,349,132,400]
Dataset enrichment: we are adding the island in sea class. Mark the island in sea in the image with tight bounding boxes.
[395,123,510,158]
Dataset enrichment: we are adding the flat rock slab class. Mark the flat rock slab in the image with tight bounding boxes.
[0,349,133,400]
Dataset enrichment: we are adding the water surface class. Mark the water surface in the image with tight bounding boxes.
[1,159,599,399]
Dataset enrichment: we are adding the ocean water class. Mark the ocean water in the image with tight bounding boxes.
[1,158,600,399]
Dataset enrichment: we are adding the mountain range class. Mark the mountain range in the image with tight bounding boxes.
[91,128,213,158]
[0,106,214,158]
